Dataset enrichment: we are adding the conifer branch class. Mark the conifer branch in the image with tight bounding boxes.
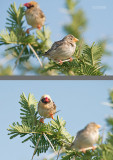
[7,92,113,159]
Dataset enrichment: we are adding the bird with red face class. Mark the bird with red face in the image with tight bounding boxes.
[24,1,45,34]
[38,94,56,123]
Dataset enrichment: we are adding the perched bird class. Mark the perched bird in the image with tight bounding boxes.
[38,94,56,123]
[70,122,101,152]
[43,34,79,65]
[24,1,45,34]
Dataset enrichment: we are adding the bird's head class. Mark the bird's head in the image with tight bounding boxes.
[24,1,38,9]
[40,94,51,104]
[63,34,79,43]
[86,122,101,131]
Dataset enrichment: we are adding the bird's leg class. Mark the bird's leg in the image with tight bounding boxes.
[92,146,96,151]
[81,148,86,153]
[69,57,73,62]
[50,113,54,119]
[58,60,63,65]
[37,25,42,30]
[39,117,44,123]
[26,27,34,34]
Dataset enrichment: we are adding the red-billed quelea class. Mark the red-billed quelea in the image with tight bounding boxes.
[43,34,79,65]
[24,1,45,34]
[70,122,101,152]
[38,94,56,123]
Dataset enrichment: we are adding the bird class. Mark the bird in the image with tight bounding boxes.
[43,34,79,65]
[24,1,45,34]
[70,122,101,152]
[38,94,56,123]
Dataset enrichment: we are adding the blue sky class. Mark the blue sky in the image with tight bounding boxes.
[0,0,113,75]
[0,80,113,159]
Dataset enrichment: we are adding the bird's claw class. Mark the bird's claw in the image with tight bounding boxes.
[37,25,42,30]
[81,148,86,153]
[59,60,63,65]
[50,113,54,119]
[69,57,73,62]
[39,118,44,123]
[92,146,96,151]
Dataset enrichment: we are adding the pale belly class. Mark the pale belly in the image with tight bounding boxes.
[74,132,99,149]
[26,14,44,28]
[50,45,76,61]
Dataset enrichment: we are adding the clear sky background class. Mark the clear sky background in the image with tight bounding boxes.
[0,0,113,75]
[0,80,113,160]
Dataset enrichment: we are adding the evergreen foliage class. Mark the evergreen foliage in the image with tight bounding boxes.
[7,91,113,159]
[0,2,110,75]
[42,43,103,75]
[8,93,72,158]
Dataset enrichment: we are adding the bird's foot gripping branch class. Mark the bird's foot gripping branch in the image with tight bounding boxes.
[0,2,106,75]
[0,3,51,68]
[7,93,73,159]
[7,92,113,160]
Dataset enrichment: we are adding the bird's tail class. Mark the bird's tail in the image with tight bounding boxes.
[53,110,61,115]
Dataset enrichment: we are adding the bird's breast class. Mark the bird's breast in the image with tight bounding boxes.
[25,9,45,27]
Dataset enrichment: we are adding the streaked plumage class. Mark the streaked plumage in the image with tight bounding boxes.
[43,34,79,64]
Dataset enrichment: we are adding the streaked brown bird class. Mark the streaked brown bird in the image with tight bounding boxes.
[43,34,79,65]
[70,122,101,152]
[24,1,45,34]
[38,94,56,123]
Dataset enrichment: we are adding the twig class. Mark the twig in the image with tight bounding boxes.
[43,148,64,160]
[43,133,56,152]
[31,134,42,160]
[56,147,62,160]
[13,45,26,70]
[57,58,76,64]
[78,146,97,152]
[28,43,43,68]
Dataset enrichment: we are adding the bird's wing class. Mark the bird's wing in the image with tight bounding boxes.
[44,40,64,56]
[76,129,88,140]
[31,7,45,19]
[53,102,56,110]
[71,129,85,146]
[38,9,45,19]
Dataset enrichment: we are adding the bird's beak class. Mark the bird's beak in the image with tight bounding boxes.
[73,38,79,42]
[44,97,49,102]
[96,124,101,129]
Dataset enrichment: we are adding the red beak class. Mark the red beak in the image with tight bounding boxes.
[24,3,28,7]
[44,97,49,102]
